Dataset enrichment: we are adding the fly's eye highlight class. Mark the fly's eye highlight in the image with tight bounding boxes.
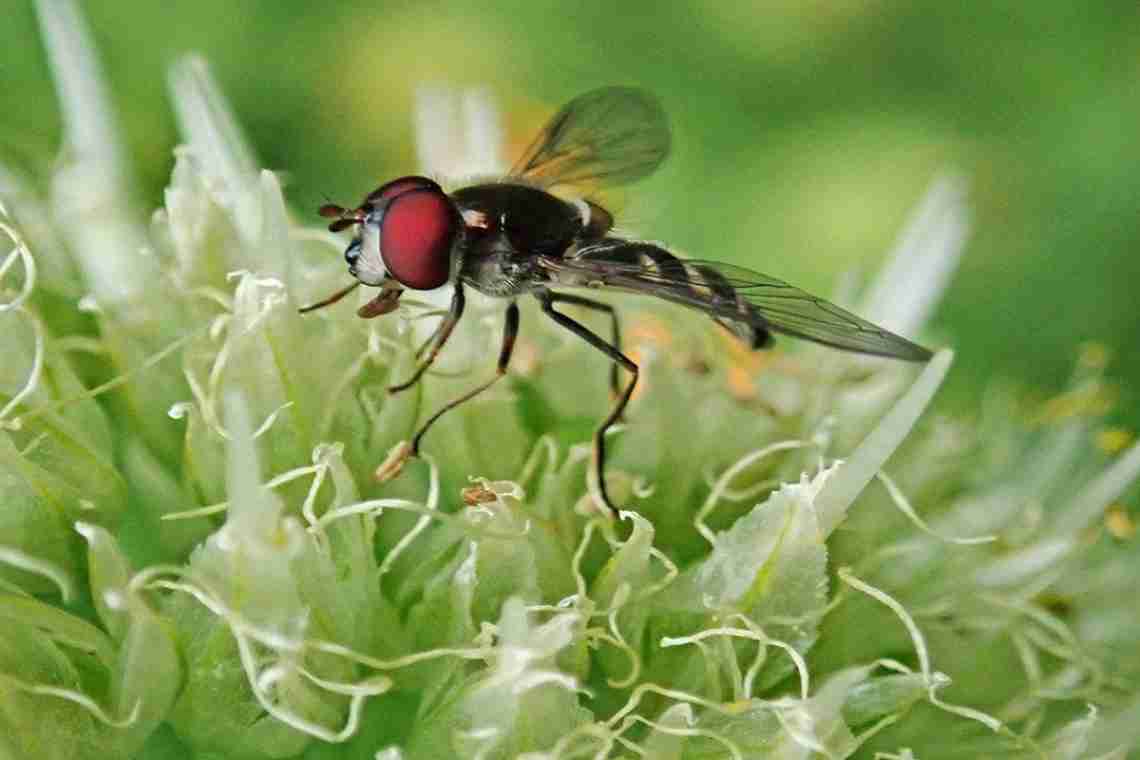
[379,188,458,290]
[366,175,441,207]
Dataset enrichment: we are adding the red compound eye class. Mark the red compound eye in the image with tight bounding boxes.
[379,188,458,290]
[365,175,441,206]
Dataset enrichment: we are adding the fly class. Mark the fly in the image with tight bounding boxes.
[301,86,934,515]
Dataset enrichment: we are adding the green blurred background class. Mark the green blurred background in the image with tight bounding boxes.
[5,0,1140,424]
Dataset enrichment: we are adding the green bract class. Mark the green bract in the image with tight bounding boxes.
[1,1,1138,757]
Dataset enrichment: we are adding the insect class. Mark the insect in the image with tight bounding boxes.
[301,86,933,516]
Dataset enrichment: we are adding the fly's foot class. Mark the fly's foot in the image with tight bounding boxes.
[597,498,621,519]
[374,440,414,482]
[581,491,620,519]
[462,482,499,506]
[585,463,622,519]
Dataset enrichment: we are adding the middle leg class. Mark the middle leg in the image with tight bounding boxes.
[538,289,638,517]
[543,291,622,397]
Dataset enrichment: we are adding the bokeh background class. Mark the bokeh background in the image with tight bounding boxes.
[5,0,1140,424]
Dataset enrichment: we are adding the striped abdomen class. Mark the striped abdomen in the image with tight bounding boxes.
[566,238,772,349]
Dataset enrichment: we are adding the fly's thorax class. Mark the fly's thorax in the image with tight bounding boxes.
[459,249,543,298]
[450,182,585,258]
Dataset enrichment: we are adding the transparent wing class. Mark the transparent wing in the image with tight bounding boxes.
[538,240,933,361]
[509,87,671,192]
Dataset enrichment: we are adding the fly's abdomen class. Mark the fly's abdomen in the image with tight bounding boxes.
[574,239,772,349]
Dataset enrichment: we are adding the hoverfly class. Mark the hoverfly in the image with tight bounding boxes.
[302,86,933,515]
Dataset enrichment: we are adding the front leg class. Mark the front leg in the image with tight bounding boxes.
[409,301,519,455]
[389,284,466,393]
[375,300,519,485]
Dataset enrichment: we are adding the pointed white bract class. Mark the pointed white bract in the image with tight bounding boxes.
[220,392,285,542]
[414,86,464,180]
[35,0,127,186]
[861,172,970,338]
[1052,439,1140,536]
[36,0,155,303]
[815,349,954,535]
[414,85,506,181]
[168,56,264,250]
[461,88,506,177]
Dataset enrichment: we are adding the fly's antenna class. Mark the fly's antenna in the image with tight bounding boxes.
[317,197,364,233]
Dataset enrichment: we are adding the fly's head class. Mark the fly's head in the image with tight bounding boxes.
[319,176,462,291]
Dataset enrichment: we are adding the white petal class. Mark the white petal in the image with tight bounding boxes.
[414,86,463,178]
[860,172,970,337]
[168,56,262,246]
[36,0,153,303]
[1051,439,1140,537]
[462,88,505,176]
[814,349,954,536]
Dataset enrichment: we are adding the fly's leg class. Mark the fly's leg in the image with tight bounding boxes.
[298,281,361,314]
[412,303,466,360]
[389,285,466,393]
[543,292,622,398]
[413,325,442,360]
[409,301,519,455]
[538,289,637,517]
